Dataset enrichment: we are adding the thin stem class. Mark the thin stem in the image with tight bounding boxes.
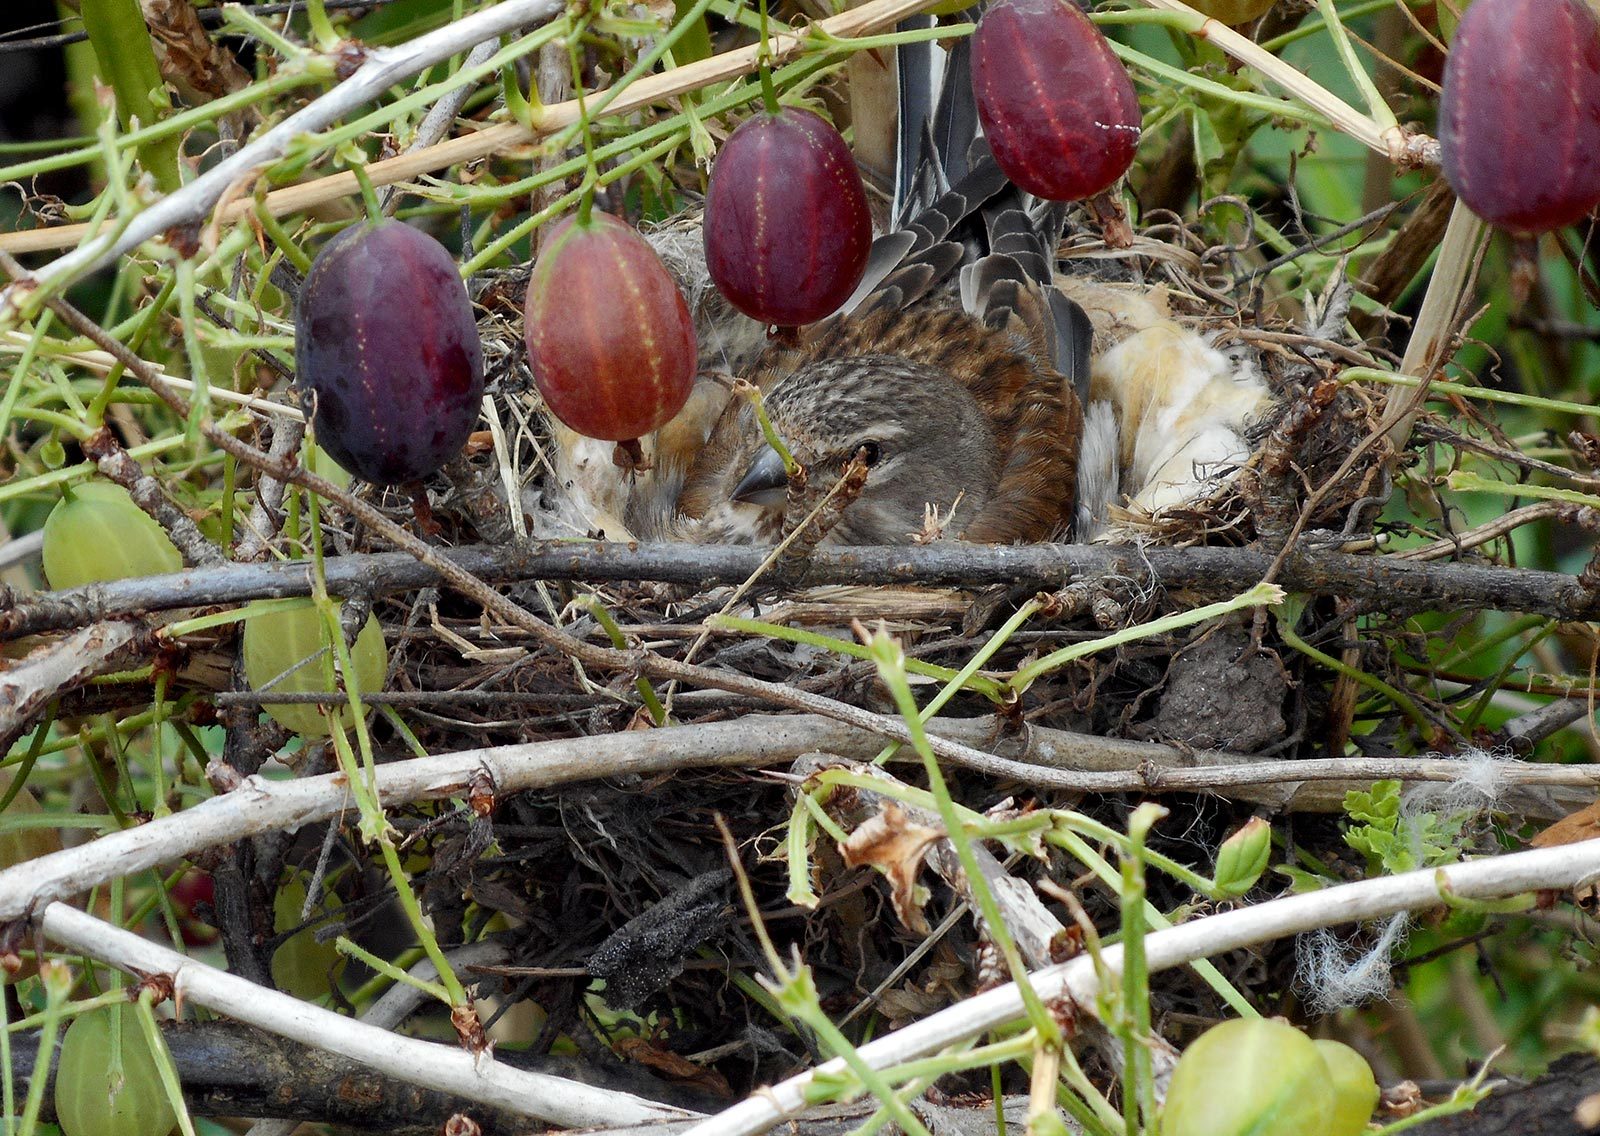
[587,598,670,724]
[1009,583,1285,694]
[868,632,1062,1048]
[1315,0,1399,133]
[565,15,599,225]
[755,0,781,114]
[348,161,384,226]
[708,613,1009,702]
[1118,805,1163,1135]
[1277,612,1434,737]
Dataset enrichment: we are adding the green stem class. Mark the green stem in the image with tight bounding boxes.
[1314,0,1399,133]
[1434,614,1549,673]
[868,632,1061,1048]
[1009,582,1284,695]
[566,16,600,225]
[305,501,469,1011]
[0,311,57,442]
[78,0,182,192]
[1046,824,1256,1017]
[1448,470,1600,510]
[1106,40,1325,127]
[348,161,384,226]
[708,614,1009,701]
[1118,804,1163,1136]
[1275,611,1434,737]
[804,21,976,50]
[256,201,314,273]
[463,130,684,273]
[1258,0,1392,51]
[84,274,177,428]
[1462,621,1557,732]
[17,964,71,1136]
[173,260,212,439]
[756,0,781,114]
[335,936,453,1002]
[587,599,669,724]
[742,384,799,474]
[305,0,342,49]
[133,992,197,1136]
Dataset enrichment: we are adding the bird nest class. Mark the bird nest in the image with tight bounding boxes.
[184,199,1440,1119]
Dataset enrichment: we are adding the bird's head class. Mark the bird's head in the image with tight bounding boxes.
[683,355,1002,544]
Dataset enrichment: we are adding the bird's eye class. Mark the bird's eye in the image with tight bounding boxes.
[856,441,883,467]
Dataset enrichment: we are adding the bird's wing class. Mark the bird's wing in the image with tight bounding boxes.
[892,15,980,229]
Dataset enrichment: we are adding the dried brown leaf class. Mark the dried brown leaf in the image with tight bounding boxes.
[839,802,943,933]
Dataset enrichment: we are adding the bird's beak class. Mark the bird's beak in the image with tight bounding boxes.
[731,445,788,506]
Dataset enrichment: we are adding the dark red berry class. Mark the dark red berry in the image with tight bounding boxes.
[168,870,218,946]
[1438,0,1600,233]
[704,106,873,327]
[525,211,697,442]
[971,0,1142,202]
[295,221,484,484]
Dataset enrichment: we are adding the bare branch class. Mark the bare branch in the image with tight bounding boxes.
[684,838,1600,1136]
[36,903,692,1128]
[5,539,1598,641]
[0,621,157,750]
[1,715,1593,926]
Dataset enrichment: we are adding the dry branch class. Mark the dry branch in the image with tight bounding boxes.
[0,621,157,749]
[36,904,692,1128]
[683,838,1600,1136]
[1,715,1593,928]
[4,539,1599,641]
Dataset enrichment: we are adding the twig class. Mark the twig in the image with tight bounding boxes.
[81,427,225,568]
[1502,698,1596,753]
[235,418,306,562]
[378,38,502,213]
[7,540,1600,641]
[34,904,691,1128]
[0,0,956,262]
[681,837,1600,1136]
[1396,502,1571,563]
[0,0,568,297]
[0,621,158,751]
[3,714,1594,927]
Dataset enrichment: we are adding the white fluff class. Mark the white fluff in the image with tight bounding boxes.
[1058,279,1271,536]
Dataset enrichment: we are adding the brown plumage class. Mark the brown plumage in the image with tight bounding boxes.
[534,39,1272,547]
[614,132,1096,549]
[671,300,1082,546]
[539,190,1270,548]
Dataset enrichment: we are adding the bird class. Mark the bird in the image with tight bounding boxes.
[665,185,1090,547]
[532,25,1270,547]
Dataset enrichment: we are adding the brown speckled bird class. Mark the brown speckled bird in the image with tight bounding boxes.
[673,296,1084,546]
[536,32,1270,546]
[649,114,1094,546]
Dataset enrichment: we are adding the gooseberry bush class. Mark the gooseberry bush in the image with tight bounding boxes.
[0,0,1596,1132]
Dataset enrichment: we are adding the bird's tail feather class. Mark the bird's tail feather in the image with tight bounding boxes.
[891,13,982,229]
